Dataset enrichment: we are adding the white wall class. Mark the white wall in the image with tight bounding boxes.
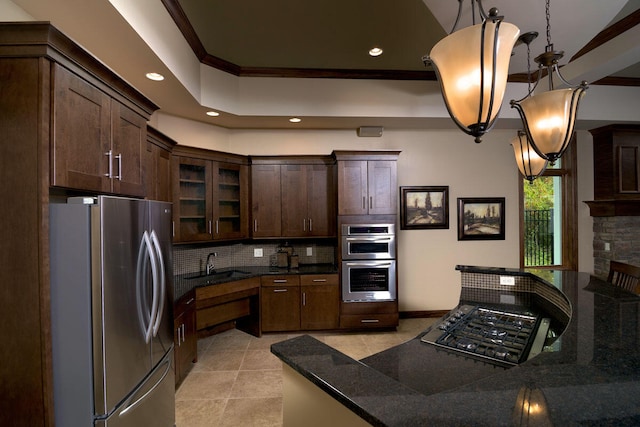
[158,113,595,312]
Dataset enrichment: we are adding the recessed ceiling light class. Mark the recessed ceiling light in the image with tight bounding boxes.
[289,117,301,123]
[369,47,383,57]
[145,72,164,81]
[206,111,220,117]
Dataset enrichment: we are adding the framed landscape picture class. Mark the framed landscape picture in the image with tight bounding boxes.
[400,186,449,230]
[457,197,505,240]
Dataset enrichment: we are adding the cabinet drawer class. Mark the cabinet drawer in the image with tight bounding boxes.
[300,274,338,286]
[339,313,398,329]
[261,275,300,286]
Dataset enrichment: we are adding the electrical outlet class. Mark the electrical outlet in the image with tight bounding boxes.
[499,276,515,286]
[604,242,611,251]
[306,247,313,256]
[254,248,263,257]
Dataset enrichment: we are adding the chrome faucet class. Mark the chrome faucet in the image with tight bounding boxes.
[206,252,217,275]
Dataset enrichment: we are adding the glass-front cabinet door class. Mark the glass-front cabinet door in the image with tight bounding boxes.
[172,157,213,242]
[212,162,249,240]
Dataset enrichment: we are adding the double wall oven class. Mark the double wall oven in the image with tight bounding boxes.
[341,223,397,302]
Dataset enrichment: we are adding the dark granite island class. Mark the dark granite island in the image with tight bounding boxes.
[271,266,640,426]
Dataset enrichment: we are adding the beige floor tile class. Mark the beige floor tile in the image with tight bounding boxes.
[176,371,237,400]
[175,399,227,427]
[247,334,290,350]
[219,397,283,427]
[230,370,283,399]
[195,350,245,372]
[241,349,283,371]
[177,318,440,426]
[209,333,253,351]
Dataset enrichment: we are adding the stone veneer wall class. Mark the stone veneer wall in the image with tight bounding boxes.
[172,242,336,276]
[592,216,640,279]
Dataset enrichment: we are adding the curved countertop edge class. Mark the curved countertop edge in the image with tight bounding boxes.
[271,267,640,426]
[270,335,423,427]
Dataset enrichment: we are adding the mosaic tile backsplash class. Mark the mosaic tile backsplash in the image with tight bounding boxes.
[172,241,336,275]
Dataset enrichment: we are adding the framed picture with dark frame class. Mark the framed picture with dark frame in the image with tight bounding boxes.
[457,197,505,240]
[400,186,449,230]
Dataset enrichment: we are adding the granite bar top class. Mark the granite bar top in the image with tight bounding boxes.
[271,267,640,426]
[174,263,338,301]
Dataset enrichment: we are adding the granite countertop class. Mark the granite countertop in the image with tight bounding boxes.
[271,268,640,426]
[174,263,338,301]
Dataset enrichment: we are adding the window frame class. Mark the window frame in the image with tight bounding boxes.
[518,136,578,270]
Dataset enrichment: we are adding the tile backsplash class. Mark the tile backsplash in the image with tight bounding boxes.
[172,241,336,275]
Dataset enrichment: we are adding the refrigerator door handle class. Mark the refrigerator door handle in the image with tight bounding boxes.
[136,232,151,338]
[142,231,159,344]
[117,350,172,418]
[149,230,165,337]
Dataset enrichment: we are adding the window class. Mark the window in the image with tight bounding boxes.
[519,137,577,270]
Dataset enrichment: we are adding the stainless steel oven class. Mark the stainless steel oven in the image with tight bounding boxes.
[341,260,397,302]
[341,223,396,260]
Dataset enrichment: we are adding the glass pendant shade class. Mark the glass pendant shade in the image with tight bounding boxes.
[511,86,587,163]
[511,131,548,182]
[429,20,520,143]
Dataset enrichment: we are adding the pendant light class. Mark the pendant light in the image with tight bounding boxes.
[510,0,588,164]
[512,131,548,183]
[423,0,520,143]
[511,32,548,183]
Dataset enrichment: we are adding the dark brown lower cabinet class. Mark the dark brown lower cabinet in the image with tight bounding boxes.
[301,275,340,330]
[174,290,197,387]
[340,301,399,329]
[261,274,339,332]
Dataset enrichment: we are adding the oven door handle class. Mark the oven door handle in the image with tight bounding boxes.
[344,260,395,267]
[344,236,394,243]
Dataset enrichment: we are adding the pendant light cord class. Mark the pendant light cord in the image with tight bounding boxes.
[545,0,551,47]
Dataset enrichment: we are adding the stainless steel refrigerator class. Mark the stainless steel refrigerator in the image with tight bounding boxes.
[50,196,175,426]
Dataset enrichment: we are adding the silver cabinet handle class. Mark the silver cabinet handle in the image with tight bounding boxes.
[273,279,288,283]
[312,279,327,282]
[208,220,212,234]
[361,319,380,323]
[114,153,122,180]
[303,218,306,231]
[302,292,306,306]
[172,221,175,237]
[273,288,288,293]
[254,219,258,232]
[176,327,181,346]
[105,150,113,177]
[215,220,219,234]
[362,196,366,209]
[369,196,373,209]
[309,218,313,232]
[185,298,194,305]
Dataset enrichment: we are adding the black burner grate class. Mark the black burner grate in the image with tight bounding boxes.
[422,305,541,366]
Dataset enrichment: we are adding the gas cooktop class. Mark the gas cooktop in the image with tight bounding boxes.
[421,304,550,367]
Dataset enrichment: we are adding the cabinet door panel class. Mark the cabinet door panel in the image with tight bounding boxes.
[368,160,397,215]
[52,64,111,193]
[308,164,335,237]
[261,286,300,331]
[301,284,339,330]
[213,162,249,239]
[281,165,308,237]
[251,164,281,237]
[111,101,146,197]
[337,160,368,215]
[172,157,213,242]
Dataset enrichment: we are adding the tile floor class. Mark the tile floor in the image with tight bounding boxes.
[175,318,438,427]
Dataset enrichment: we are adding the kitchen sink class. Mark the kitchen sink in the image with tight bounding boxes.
[184,270,252,280]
